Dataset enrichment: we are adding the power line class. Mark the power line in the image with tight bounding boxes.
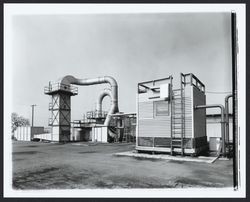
[205,91,232,94]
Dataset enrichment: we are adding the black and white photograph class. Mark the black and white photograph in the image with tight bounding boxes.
[3,4,246,198]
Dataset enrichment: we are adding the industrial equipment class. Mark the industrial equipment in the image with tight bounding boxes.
[44,75,119,142]
[136,73,208,156]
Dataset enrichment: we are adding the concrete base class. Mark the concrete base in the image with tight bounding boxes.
[136,144,208,156]
[115,150,218,163]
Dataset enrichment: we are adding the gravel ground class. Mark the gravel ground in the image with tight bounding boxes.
[12,141,233,189]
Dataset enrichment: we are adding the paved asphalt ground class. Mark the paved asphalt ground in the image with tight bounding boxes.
[12,141,233,189]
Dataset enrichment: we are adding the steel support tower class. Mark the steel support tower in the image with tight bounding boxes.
[44,82,78,142]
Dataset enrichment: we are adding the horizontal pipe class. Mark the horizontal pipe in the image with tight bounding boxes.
[195,104,225,156]
[59,75,119,126]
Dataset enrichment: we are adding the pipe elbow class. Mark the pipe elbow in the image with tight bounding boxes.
[217,104,225,112]
[103,76,118,87]
[225,94,233,102]
[97,89,113,105]
[58,75,78,86]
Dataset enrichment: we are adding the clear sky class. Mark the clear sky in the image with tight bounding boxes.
[10,13,232,127]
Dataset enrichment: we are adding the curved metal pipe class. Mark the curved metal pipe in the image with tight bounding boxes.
[195,104,226,156]
[96,88,116,126]
[225,94,232,145]
[59,75,119,126]
[96,88,113,112]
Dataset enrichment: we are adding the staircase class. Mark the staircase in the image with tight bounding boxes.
[170,80,185,156]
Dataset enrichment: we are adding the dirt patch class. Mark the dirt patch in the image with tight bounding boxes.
[12,151,41,155]
[26,145,38,148]
[78,151,97,154]
[12,141,233,189]
[104,175,173,189]
[133,156,162,162]
[12,166,102,190]
[13,167,60,189]
[168,160,185,164]
[115,155,162,162]
[174,177,224,188]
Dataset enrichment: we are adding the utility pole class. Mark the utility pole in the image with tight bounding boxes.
[31,104,37,127]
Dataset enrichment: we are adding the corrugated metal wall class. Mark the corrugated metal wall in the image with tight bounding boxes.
[193,86,206,138]
[137,81,207,151]
[14,126,44,141]
[183,86,193,138]
[31,127,45,137]
[92,127,108,143]
[138,89,171,138]
[52,126,60,141]
[207,116,233,142]
[14,126,31,141]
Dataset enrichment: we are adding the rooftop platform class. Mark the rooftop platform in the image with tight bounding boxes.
[44,82,78,96]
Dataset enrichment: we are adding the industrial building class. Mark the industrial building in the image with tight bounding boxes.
[13,73,232,157]
[136,73,207,156]
[44,75,136,144]
[71,111,136,143]
[13,126,45,141]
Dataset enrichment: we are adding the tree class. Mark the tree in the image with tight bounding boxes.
[11,112,30,133]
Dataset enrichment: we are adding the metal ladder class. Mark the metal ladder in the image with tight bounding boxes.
[170,74,185,155]
[122,127,128,142]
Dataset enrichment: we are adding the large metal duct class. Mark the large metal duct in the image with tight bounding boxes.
[96,88,115,125]
[59,75,119,126]
[96,88,113,112]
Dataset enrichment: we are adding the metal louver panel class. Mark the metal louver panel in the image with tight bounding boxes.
[138,102,153,119]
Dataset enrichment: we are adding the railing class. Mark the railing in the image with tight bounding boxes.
[181,73,205,93]
[86,110,108,119]
[44,82,78,95]
[72,119,97,127]
[48,118,53,126]
[138,76,173,94]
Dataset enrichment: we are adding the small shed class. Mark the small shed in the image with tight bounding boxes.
[13,126,45,141]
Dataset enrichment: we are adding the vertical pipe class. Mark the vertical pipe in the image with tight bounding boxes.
[231,11,238,190]
[170,76,173,155]
[180,73,184,156]
[220,107,225,156]
[225,94,233,145]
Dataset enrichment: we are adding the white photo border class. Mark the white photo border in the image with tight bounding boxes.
[3,3,246,198]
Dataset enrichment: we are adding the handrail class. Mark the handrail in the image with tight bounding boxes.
[44,82,78,95]
[138,76,173,93]
[138,76,172,85]
[182,73,205,92]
